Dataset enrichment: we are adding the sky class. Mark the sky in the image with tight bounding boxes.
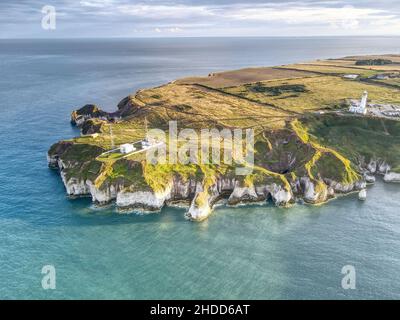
[1,0,400,38]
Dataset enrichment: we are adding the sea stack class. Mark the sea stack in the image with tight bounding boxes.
[359,189,367,201]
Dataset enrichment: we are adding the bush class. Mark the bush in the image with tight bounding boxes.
[355,59,393,66]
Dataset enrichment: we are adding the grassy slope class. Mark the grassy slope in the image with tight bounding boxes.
[175,67,317,88]
[278,64,379,77]
[223,76,400,112]
[302,114,400,173]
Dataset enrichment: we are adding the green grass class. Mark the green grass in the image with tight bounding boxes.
[291,119,360,185]
[356,59,393,66]
[279,65,378,78]
[244,82,308,96]
[64,160,103,181]
[58,143,104,162]
[302,114,400,173]
[223,76,400,112]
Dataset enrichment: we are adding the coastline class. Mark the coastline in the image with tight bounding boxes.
[48,53,400,221]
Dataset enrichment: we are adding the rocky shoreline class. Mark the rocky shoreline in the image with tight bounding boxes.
[48,148,399,221]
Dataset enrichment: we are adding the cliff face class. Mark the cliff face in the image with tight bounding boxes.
[48,159,368,221]
[365,159,400,183]
[48,150,285,219]
[70,94,145,130]
[48,136,400,221]
[48,124,373,221]
[49,159,293,221]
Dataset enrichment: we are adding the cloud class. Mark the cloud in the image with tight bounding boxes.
[80,0,112,8]
[104,2,398,34]
[152,26,184,33]
[1,0,400,37]
[219,4,387,24]
[116,4,213,19]
[166,27,183,32]
[77,2,395,28]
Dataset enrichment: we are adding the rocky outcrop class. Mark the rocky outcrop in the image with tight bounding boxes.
[61,173,91,197]
[366,159,391,175]
[185,183,217,221]
[70,104,108,127]
[300,177,328,204]
[378,161,391,175]
[227,182,263,206]
[81,119,105,135]
[359,189,367,201]
[59,166,118,203]
[117,190,171,212]
[367,159,378,174]
[364,158,400,184]
[116,95,144,116]
[268,184,293,206]
[325,179,366,194]
[88,181,119,204]
[384,172,400,183]
[364,173,376,183]
[186,200,212,221]
[47,141,74,168]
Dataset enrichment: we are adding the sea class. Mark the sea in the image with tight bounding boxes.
[0,37,400,299]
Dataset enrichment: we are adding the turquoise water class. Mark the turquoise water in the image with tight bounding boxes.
[1,37,400,299]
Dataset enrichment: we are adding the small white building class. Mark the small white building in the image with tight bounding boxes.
[120,143,136,154]
[349,91,368,115]
[343,74,359,80]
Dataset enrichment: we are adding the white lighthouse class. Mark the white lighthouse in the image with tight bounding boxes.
[349,91,368,115]
[360,91,368,114]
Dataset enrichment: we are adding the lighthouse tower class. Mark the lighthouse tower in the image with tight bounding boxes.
[359,91,368,115]
[349,90,368,115]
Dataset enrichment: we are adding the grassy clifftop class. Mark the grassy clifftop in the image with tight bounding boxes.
[48,54,400,215]
[301,114,400,172]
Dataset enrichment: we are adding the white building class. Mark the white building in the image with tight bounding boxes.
[343,74,359,80]
[120,143,136,154]
[349,91,368,115]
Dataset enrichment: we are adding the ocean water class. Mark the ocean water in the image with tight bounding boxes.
[0,37,400,299]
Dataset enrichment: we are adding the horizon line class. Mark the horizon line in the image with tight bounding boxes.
[1,35,400,40]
